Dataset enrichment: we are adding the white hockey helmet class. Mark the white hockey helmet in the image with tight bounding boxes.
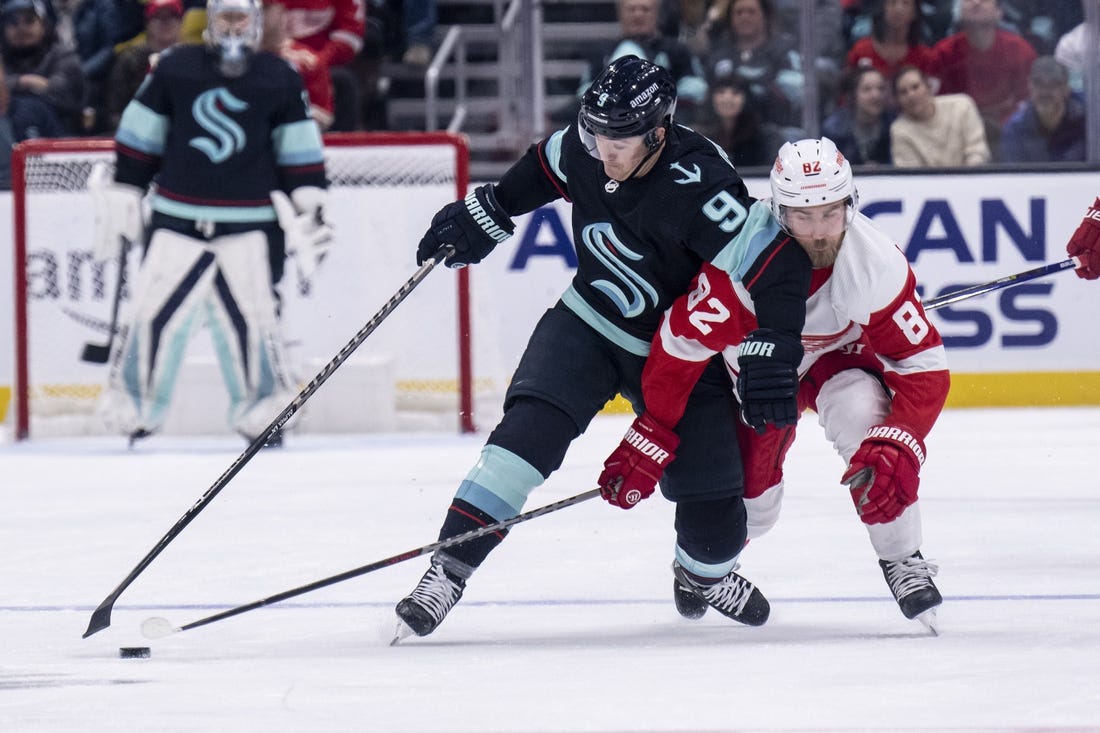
[769,137,859,233]
[204,0,263,77]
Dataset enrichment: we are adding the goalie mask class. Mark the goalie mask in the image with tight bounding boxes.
[769,137,859,235]
[578,55,677,159]
[204,0,263,78]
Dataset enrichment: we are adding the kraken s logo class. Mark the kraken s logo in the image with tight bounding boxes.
[582,223,659,318]
[189,88,249,163]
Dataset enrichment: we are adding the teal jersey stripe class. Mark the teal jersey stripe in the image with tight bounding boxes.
[152,195,277,223]
[675,544,740,581]
[116,100,169,156]
[545,128,568,182]
[454,444,545,519]
[272,119,324,166]
[711,200,782,281]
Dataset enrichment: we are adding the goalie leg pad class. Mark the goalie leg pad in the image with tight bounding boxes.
[206,230,298,437]
[100,230,217,435]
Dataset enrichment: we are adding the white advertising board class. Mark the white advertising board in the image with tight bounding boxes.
[3,169,1099,435]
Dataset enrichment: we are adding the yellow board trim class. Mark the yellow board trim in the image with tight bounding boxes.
[0,386,10,423]
[599,371,1100,415]
[944,371,1100,408]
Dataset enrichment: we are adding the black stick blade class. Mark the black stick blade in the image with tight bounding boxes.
[83,600,115,638]
[81,342,111,364]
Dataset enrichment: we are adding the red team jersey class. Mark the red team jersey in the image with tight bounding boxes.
[280,0,366,67]
[643,212,950,447]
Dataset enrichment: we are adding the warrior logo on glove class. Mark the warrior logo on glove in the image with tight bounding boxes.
[598,414,679,509]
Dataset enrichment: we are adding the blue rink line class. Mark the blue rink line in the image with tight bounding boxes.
[4,594,1100,613]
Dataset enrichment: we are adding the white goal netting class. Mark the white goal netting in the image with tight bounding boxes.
[11,133,478,439]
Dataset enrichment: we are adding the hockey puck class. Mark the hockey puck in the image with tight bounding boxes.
[119,646,151,659]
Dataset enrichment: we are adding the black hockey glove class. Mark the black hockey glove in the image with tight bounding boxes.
[735,328,804,434]
[416,184,515,268]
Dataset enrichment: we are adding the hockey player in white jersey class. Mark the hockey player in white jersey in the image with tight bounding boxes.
[603,137,949,631]
[91,0,331,444]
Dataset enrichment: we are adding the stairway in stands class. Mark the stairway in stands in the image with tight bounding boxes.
[380,0,618,180]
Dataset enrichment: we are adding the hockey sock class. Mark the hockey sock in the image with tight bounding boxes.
[436,498,508,569]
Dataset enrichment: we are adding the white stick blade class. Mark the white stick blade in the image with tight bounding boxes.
[141,616,179,639]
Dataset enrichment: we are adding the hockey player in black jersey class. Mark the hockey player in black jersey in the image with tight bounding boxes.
[394,56,812,641]
[91,0,332,445]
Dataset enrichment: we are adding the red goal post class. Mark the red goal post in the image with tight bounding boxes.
[9,132,475,440]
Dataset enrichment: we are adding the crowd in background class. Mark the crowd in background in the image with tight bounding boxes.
[0,0,1095,189]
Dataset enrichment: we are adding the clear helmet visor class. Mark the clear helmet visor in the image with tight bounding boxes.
[774,193,859,238]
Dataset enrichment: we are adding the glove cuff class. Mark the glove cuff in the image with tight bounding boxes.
[863,424,926,467]
[736,328,804,365]
[465,184,515,243]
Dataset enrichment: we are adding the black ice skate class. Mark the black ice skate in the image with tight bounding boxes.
[671,562,770,626]
[393,559,466,643]
[879,551,942,634]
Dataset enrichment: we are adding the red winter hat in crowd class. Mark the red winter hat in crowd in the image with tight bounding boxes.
[145,0,184,19]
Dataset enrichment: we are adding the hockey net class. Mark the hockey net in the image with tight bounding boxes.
[9,132,476,440]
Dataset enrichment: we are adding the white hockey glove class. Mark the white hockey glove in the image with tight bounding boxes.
[88,161,144,261]
[271,187,334,282]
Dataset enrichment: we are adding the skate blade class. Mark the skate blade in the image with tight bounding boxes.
[915,608,939,636]
[390,619,416,646]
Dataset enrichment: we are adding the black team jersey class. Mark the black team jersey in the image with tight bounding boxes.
[113,45,327,225]
[493,122,811,356]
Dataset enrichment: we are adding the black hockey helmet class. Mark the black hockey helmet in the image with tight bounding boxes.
[579,55,677,151]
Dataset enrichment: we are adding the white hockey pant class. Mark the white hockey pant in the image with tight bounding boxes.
[101,228,296,437]
[745,368,923,562]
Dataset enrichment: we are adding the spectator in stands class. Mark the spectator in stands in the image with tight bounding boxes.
[72,0,142,132]
[774,0,847,120]
[1054,20,1097,95]
[844,0,955,49]
[400,0,436,66]
[278,0,366,131]
[846,0,935,84]
[822,66,893,165]
[1,0,84,135]
[705,0,803,133]
[102,0,183,132]
[998,0,1082,56]
[262,1,334,130]
[890,64,990,167]
[930,0,1037,154]
[575,0,707,123]
[999,56,1086,164]
[696,72,778,168]
[0,35,63,189]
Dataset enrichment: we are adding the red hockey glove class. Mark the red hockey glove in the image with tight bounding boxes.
[598,413,679,509]
[736,328,803,434]
[841,425,925,524]
[1067,196,1100,280]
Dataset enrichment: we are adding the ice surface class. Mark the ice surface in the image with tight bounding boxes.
[3,408,1099,732]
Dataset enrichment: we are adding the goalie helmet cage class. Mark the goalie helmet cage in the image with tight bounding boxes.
[10,132,475,441]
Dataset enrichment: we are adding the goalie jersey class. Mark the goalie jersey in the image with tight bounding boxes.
[493,122,811,357]
[113,44,327,224]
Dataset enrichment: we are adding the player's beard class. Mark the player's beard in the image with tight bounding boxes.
[803,236,843,268]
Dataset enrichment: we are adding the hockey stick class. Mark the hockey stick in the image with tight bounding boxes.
[922,257,1080,311]
[82,246,454,639]
[140,488,602,639]
[80,240,129,364]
